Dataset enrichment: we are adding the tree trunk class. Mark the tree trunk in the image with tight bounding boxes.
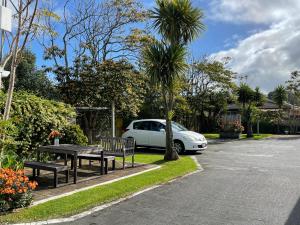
[163,92,179,161]
[247,120,253,138]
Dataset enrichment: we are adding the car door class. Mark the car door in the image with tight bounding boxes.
[131,121,150,146]
[148,121,166,148]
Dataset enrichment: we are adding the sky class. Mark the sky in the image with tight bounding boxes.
[31,0,300,93]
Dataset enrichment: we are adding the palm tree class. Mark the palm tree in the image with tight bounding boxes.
[151,0,205,45]
[237,84,264,137]
[143,42,187,160]
[147,0,204,160]
[272,85,287,133]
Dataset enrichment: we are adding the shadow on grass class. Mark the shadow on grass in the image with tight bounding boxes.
[285,197,300,225]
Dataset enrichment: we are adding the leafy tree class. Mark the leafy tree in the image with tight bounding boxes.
[237,84,264,137]
[1,0,40,121]
[286,71,300,133]
[184,58,236,132]
[272,85,287,133]
[144,0,204,160]
[57,59,147,142]
[4,50,56,99]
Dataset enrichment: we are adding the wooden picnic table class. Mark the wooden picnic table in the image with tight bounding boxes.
[37,144,104,184]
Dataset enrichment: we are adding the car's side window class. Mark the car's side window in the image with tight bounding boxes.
[150,122,165,132]
[133,121,151,130]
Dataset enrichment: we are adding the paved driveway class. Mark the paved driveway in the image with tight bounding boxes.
[57,136,300,225]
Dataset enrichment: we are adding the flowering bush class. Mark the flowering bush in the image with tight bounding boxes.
[219,119,244,133]
[0,168,37,212]
[48,130,61,139]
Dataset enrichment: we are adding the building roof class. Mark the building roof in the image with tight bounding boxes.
[227,99,299,111]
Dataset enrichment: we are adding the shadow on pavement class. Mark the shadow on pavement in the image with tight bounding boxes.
[285,197,300,225]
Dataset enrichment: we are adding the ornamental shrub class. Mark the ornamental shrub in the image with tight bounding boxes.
[61,124,88,146]
[0,91,87,160]
[0,168,37,212]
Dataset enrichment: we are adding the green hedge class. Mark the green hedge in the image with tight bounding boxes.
[0,91,87,160]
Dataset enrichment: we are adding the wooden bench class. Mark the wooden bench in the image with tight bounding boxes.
[78,154,115,174]
[24,161,69,188]
[97,137,135,169]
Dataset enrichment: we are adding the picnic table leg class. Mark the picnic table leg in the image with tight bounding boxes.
[54,170,58,188]
[73,154,77,184]
[101,151,104,175]
[64,154,67,166]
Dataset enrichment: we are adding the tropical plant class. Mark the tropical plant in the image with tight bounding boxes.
[146,0,204,160]
[143,42,187,160]
[237,84,264,137]
[272,85,287,133]
[151,0,205,45]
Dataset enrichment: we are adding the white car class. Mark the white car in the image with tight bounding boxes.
[122,119,207,153]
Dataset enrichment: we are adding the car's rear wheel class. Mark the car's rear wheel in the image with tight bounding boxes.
[174,140,185,154]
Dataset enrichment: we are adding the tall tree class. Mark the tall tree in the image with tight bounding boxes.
[143,42,187,160]
[237,84,264,137]
[272,85,287,134]
[1,0,40,121]
[4,50,56,99]
[286,71,300,133]
[145,0,204,160]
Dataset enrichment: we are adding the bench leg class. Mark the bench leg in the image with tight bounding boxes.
[112,159,115,171]
[65,170,69,183]
[122,157,125,170]
[79,158,82,168]
[71,157,74,170]
[132,155,134,168]
[54,170,58,188]
[33,168,36,178]
[105,159,108,174]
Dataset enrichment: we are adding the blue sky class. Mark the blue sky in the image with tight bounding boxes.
[31,0,300,93]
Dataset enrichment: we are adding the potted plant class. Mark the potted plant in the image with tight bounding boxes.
[219,119,244,139]
[48,130,61,145]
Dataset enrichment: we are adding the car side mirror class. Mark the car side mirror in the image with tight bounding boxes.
[160,128,165,132]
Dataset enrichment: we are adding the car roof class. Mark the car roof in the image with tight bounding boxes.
[131,119,166,123]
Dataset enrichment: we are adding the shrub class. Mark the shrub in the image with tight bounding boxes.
[61,124,88,146]
[0,91,87,159]
[219,119,244,133]
[0,168,37,212]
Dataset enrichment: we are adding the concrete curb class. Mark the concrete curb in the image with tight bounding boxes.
[32,165,161,207]
[10,156,203,225]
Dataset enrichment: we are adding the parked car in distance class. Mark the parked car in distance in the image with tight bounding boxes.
[122,119,207,153]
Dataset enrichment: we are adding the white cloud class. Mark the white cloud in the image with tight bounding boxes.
[209,0,300,92]
[209,0,300,24]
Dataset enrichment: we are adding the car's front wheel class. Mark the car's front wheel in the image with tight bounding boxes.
[174,140,185,154]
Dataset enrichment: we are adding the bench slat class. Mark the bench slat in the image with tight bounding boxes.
[24,161,68,172]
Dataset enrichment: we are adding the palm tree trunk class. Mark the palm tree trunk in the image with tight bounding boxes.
[247,120,253,137]
[163,91,179,161]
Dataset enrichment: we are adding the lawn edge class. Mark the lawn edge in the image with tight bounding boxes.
[10,156,202,225]
[31,165,161,207]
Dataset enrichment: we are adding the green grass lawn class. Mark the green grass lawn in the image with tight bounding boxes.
[241,133,273,140]
[204,133,272,140]
[203,133,220,139]
[0,154,197,224]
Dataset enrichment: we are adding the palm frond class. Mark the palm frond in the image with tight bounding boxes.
[143,41,187,90]
[150,0,205,45]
